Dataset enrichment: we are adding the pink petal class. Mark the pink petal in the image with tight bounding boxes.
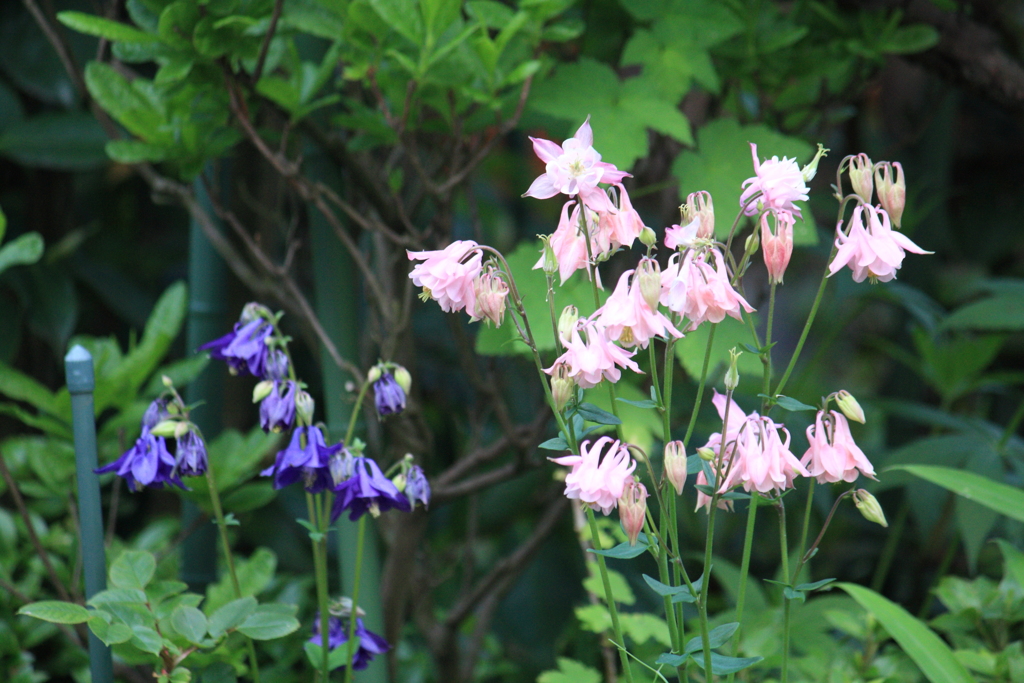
[574,116,593,147]
[524,173,559,199]
[530,136,563,164]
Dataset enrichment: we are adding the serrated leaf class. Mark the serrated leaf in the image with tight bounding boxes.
[109,550,156,590]
[205,548,276,614]
[583,568,635,606]
[18,601,91,624]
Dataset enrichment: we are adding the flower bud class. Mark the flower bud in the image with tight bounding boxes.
[802,143,828,183]
[392,473,406,492]
[761,211,794,285]
[681,191,715,240]
[835,390,865,424]
[724,348,742,391]
[618,479,648,546]
[875,161,905,228]
[697,446,716,461]
[150,420,179,437]
[252,380,275,403]
[367,365,382,383]
[295,389,315,425]
[473,267,509,327]
[558,305,579,342]
[848,153,873,203]
[174,420,191,440]
[636,258,662,310]
[550,362,574,413]
[162,375,174,388]
[240,302,272,324]
[639,226,657,247]
[663,441,687,495]
[744,229,759,257]
[853,490,887,528]
[392,365,412,395]
[540,235,558,275]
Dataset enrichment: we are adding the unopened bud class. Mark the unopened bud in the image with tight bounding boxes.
[835,390,865,424]
[240,302,271,324]
[174,421,192,440]
[639,226,657,247]
[618,479,648,546]
[761,211,794,285]
[392,473,407,492]
[697,446,716,461]
[393,365,412,395]
[473,267,509,327]
[682,191,715,240]
[744,230,759,257]
[161,375,174,389]
[636,258,662,310]
[295,390,315,425]
[724,348,742,391]
[848,153,873,203]
[802,143,828,183]
[540,235,558,275]
[875,161,906,228]
[150,420,178,437]
[558,305,579,342]
[252,380,274,403]
[550,363,574,412]
[367,365,383,383]
[663,441,687,495]
[853,490,887,528]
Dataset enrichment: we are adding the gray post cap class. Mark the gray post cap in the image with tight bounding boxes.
[64,345,95,393]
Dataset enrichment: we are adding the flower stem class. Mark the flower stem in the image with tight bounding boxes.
[343,516,367,683]
[344,379,371,445]
[663,336,677,442]
[683,324,718,448]
[726,495,759,683]
[761,283,777,413]
[307,493,331,681]
[205,467,261,683]
[778,501,790,683]
[586,507,635,683]
[796,481,815,566]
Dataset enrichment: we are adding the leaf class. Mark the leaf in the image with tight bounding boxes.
[537,658,602,683]
[84,62,167,142]
[130,624,164,655]
[838,583,974,683]
[683,622,739,653]
[18,601,91,624]
[89,617,134,645]
[772,395,817,412]
[995,539,1024,588]
[171,605,208,645]
[221,483,277,513]
[236,603,300,640]
[109,550,157,590]
[369,0,424,44]
[890,465,1024,523]
[584,568,635,606]
[941,295,1024,332]
[105,139,167,164]
[0,362,59,415]
[576,402,622,425]
[57,11,158,43]
[204,547,277,614]
[0,112,108,170]
[642,574,691,598]
[691,653,764,675]
[207,596,257,638]
[616,397,658,409]
[538,436,568,451]
[0,233,44,275]
[619,613,671,647]
[795,578,836,592]
[588,533,655,559]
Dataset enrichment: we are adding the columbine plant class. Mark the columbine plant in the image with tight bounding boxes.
[409,123,927,682]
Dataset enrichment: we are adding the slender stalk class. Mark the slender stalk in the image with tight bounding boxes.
[343,516,368,683]
[997,394,1024,452]
[546,272,564,355]
[761,283,777,412]
[344,380,371,445]
[206,467,261,683]
[663,336,677,441]
[307,493,331,680]
[797,482,815,566]
[683,324,718,447]
[586,508,635,683]
[778,501,790,683]
[726,495,759,683]
[772,269,828,399]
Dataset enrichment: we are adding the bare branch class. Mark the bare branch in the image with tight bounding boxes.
[22,0,87,99]
[252,0,283,83]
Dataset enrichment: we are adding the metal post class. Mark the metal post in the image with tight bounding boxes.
[65,345,114,683]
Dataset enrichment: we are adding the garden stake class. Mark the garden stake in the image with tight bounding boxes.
[65,345,114,683]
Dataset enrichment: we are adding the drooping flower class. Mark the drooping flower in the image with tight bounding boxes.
[618,479,648,546]
[407,240,483,315]
[550,436,637,515]
[828,204,930,283]
[260,426,341,493]
[594,268,680,349]
[259,380,297,433]
[545,319,641,389]
[373,372,406,417]
[801,410,875,484]
[534,201,604,285]
[331,457,412,522]
[598,184,645,250]
[761,210,795,285]
[264,349,290,381]
[200,316,274,378]
[309,614,389,671]
[874,161,906,227]
[660,249,754,331]
[665,191,715,250]
[739,143,809,217]
[472,266,509,327]
[848,153,874,203]
[142,398,171,430]
[174,430,208,478]
[403,464,431,509]
[523,117,630,213]
[95,428,184,492]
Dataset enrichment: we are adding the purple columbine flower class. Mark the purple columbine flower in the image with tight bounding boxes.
[200,317,273,378]
[404,465,430,509]
[175,431,208,478]
[95,429,184,492]
[259,381,297,433]
[373,372,406,416]
[309,615,389,671]
[142,398,170,430]
[264,349,290,381]
[331,457,411,522]
[260,426,341,493]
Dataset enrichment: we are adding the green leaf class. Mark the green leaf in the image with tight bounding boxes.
[207,596,257,638]
[221,483,277,513]
[0,233,44,276]
[0,361,59,415]
[171,605,208,645]
[105,139,167,164]
[369,0,424,44]
[109,550,157,590]
[995,540,1024,588]
[204,547,276,614]
[583,568,635,606]
[880,24,940,54]
[537,658,602,683]
[772,395,817,412]
[57,11,159,43]
[84,62,167,142]
[889,465,1024,523]
[795,578,836,592]
[576,402,621,425]
[588,534,654,559]
[538,436,568,451]
[88,588,148,606]
[838,583,974,683]
[89,617,134,645]
[683,622,740,653]
[691,653,764,675]
[130,624,164,655]
[620,612,672,647]
[940,296,1024,332]
[18,601,91,624]
[236,603,300,640]
[642,574,691,599]
[0,112,108,170]
[616,397,658,409]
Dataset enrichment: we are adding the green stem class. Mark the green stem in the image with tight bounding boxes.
[307,493,331,681]
[343,516,368,683]
[663,336,677,442]
[726,495,759,683]
[205,467,261,683]
[683,324,718,448]
[586,508,635,683]
[797,482,815,567]
[546,272,564,355]
[665,492,686,681]
[997,394,1024,452]
[344,380,371,445]
[779,501,790,683]
[761,283,777,413]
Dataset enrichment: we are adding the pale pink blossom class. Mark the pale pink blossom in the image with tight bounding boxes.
[407,240,482,315]
[875,161,906,228]
[618,479,648,545]
[801,410,876,484]
[739,143,808,217]
[761,210,794,284]
[828,204,930,283]
[660,249,754,331]
[599,184,645,250]
[666,191,715,250]
[523,118,630,213]
[533,201,607,285]
[551,437,637,515]
[545,319,641,389]
[471,266,508,327]
[595,268,681,349]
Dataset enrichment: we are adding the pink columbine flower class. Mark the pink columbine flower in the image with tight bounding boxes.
[875,161,906,228]
[666,191,715,250]
[598,184,645,250]
[660,249,754,331]
[801,410,876,484]
[523,118,630,213]
[407,240,483,315]
[595,267,681,349]
[761,210,795,285]
[533,201,607,285]
[618,479,648,545]
[828,204,930,283]
[545,318,641,389]
[472,266,509,327]
[550,436,637,515]
[739,143,809,217]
